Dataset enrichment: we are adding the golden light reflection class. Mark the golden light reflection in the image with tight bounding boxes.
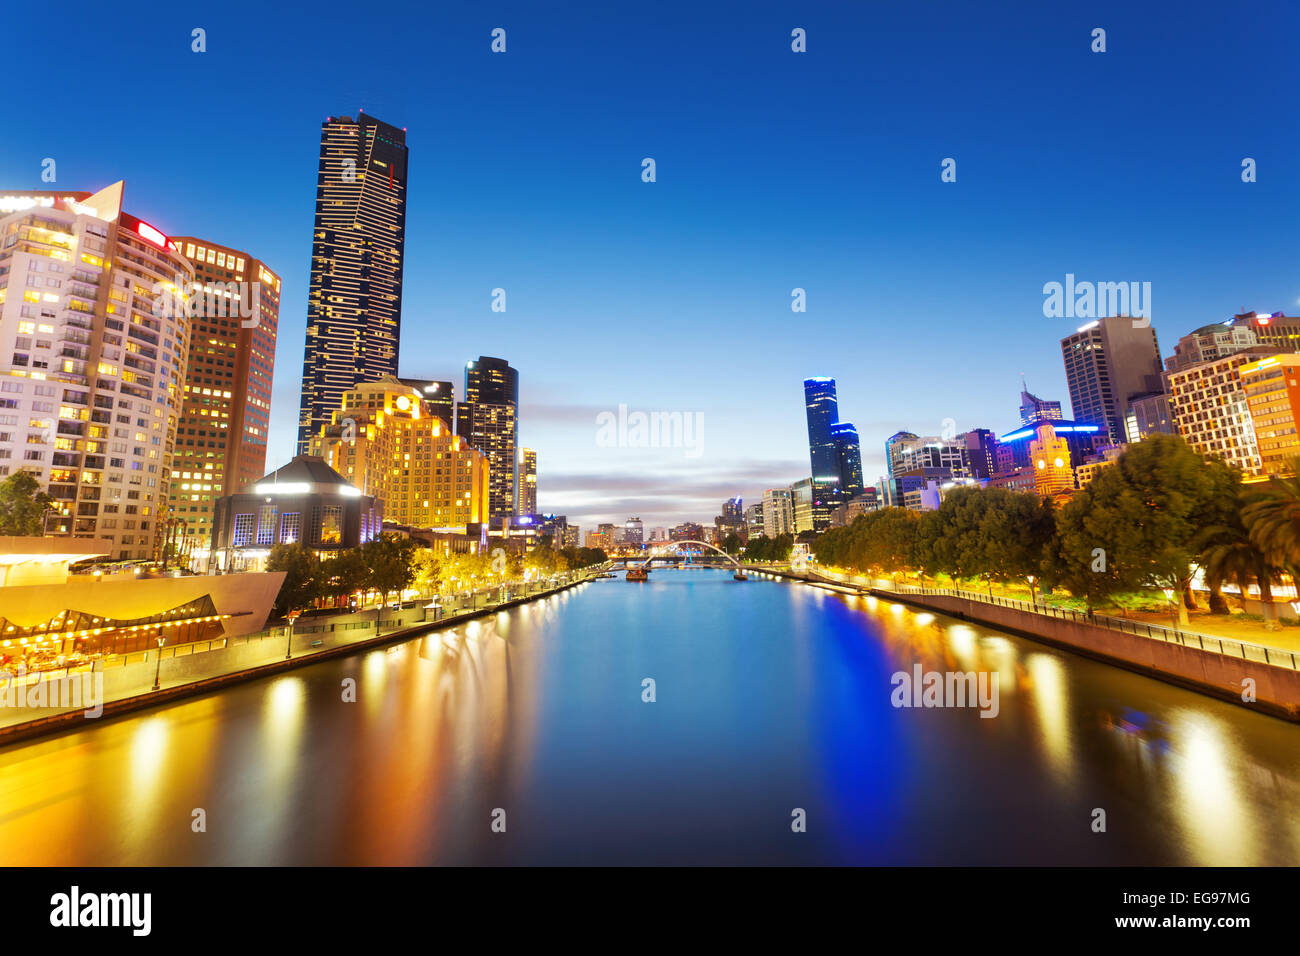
[1025,652,1071,777]
[1171,712,1255,865]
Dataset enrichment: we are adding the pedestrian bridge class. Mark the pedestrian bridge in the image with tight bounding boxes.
[608,541,742,569]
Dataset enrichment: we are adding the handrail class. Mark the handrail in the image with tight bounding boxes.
[891,584,1300,671]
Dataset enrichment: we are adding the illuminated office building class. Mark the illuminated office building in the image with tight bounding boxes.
[1239,354,1300,476]
[168,236,279,554]
[0,184,192,560]
[460,356,519,520]
[518,447,537,515]
[297,112,409,453]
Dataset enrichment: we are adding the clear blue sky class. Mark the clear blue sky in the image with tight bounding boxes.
[5,1,1297,529]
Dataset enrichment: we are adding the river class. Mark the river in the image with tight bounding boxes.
[1,568,1297,865]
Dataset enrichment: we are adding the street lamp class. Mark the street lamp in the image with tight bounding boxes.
[285,610,301,660]
[151,636,165,691]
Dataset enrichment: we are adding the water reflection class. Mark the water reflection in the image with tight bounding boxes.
[0,570,1296,865]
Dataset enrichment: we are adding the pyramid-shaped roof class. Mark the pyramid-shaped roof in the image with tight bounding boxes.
[253,455,355,490]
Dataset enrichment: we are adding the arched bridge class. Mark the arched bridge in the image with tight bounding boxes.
[627,540,742,569]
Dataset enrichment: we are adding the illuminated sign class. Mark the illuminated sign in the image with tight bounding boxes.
[136,221,167,247]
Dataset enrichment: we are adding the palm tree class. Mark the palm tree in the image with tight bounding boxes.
[1239,461,1300,626]
[1197,513,1279,628]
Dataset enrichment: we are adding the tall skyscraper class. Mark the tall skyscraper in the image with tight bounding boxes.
[518,447,537,515]
[0,184,193,560]
[804,377,866,529]
[804,377,841,498]
[461,356,519,519]
[1060,316,1163,445]
[169,237,280,550]
[297,112,409,453]
[830,422,864,497]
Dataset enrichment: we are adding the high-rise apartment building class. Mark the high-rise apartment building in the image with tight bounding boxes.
[308,376,488,529]
[0,185,192,560]
[1060,316,1163,445]
[745,502,764,540]
[461,356,518,520]
[790,478,815,533]
[168,237,279,552]
[1239,354,1300,475]
[762,487,794,538]
[1166,347,1274,475]
[624,516,644,546]
[518,447,537,515]
[297,112,409,453]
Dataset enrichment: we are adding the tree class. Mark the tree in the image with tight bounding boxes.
[1198,493,1280,628]
[1050,435,1234,623]
[1242,459,1300,590]
[721,532,743,555]
[265,543,321,618]
[362,533,419,609]
[0,473,54,535]
[318,548,369,608]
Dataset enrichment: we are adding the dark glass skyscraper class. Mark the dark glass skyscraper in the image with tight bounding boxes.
[830,422,864,498]
[297,112,409,453]
[804,378,863,529]
[804,377,841,488]
[461,357,519,520]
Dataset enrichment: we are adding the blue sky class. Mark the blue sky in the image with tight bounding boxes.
[4,0,1297,529]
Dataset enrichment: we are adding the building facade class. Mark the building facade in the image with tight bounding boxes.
[297,113,408,453]
[211,455,381,570]
[168,236,279,555]
[1028,423,1075,496]
[762,487,794,538]
[518,447,537,516]
[1060,316,1164,445]
[1166,347,1273,475]
[460,356,519,520]
[308,377,488,530]
[0,184,193,561]
[1239,354,1300,476]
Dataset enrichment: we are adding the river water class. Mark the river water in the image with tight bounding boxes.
[1,569,1297,865]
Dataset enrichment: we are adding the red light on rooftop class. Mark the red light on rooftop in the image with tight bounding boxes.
[136,221,167,248]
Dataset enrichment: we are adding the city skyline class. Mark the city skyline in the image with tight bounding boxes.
[3,2,1296,530]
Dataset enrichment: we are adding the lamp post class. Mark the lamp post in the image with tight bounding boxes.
[151,636,165,691]
[285,610,300,660]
